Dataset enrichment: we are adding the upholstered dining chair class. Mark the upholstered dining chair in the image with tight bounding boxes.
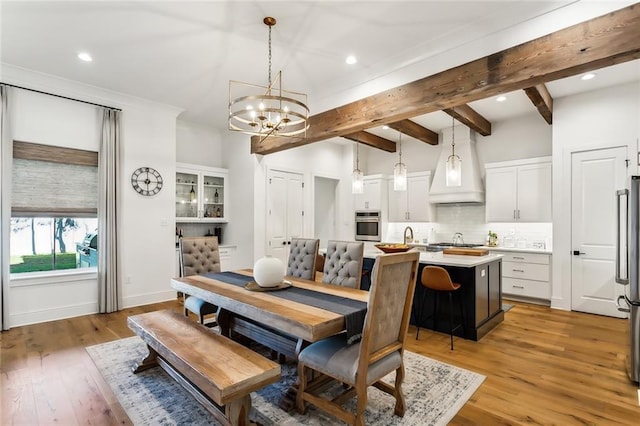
[296,251,420,426]
[322,240,364,288]
[286,238,320,280]
[179,236,221,325]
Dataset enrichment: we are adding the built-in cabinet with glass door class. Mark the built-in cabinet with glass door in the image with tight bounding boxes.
[176,163,228,222]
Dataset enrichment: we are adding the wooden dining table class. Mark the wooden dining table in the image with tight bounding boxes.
[171,270,370,411]
[170,270,370,359]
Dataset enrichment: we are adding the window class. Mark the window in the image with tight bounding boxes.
[11,141,99,274]
[10,217,98,273]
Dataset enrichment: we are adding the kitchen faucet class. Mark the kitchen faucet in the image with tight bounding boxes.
[452,232,464,246]
[404,226,414,245]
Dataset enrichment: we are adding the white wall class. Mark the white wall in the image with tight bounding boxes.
[176,120,222,166]
[3,64,182,327]
[552,81,640,311]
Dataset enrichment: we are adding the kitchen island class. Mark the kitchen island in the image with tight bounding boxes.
[361,250,503,341]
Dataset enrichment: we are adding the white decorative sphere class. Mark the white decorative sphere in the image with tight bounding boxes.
[253,256,285,288]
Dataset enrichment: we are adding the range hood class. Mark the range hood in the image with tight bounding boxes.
[429,125,484,204]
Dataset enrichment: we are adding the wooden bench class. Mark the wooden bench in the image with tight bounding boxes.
[127,309,281,426]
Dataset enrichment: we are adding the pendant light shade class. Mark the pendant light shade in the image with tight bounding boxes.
[352,142,364,194]
[446,117,462,187]
[393,132,407,191]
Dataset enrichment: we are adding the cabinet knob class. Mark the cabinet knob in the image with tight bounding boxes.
[282,241,286,246]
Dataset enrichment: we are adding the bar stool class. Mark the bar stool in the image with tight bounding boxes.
[416,266,465,350]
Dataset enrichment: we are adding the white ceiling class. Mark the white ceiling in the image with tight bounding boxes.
[2,1,638,142]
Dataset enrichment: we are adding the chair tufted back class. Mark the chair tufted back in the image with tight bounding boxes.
[286,238,319,280]
[179,236,221,277]
[322,240,364,288]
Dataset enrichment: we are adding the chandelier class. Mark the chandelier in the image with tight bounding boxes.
[228,17,309,142]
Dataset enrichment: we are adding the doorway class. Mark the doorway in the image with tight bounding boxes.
[571,146,627,318]
[265,169,304,265]
[313,176,339,249]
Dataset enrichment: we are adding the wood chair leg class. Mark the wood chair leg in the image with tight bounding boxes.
[296,362,308,414]
[393,364,406,416]
[355,382,368,426]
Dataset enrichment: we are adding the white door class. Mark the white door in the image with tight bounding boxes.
[571,146,627,318]
[266,170,304,265]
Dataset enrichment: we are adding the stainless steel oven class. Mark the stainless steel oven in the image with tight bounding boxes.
[355,210,381,242]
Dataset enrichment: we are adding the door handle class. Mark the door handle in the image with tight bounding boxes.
[616,295,630,313]
[572,250,586,256]
[616,189,629,284]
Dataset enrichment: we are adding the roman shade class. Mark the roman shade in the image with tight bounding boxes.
[12,141,98,217]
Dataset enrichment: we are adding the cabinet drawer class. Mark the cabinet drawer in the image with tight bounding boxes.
[503,277,550,299]
[499,252,549,264]
[502,261,549,281]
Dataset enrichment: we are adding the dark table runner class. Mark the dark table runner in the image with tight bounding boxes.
[202,271,367,344]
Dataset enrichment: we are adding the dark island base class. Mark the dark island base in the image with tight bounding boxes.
[362,257,504,342]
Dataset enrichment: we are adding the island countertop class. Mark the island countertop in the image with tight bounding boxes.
[364,249,503,268]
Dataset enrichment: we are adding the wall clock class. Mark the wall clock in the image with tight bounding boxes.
[131,166,163,196]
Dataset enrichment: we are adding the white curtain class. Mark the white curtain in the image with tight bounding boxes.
[1,85,12,330]
[98,108,121,313]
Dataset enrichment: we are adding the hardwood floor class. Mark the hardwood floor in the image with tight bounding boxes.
[1,300,638,425]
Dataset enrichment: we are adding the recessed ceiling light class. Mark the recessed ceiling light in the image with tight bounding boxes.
[382,125,389,130]
[77,52,93,62]
[581,73,596,81]
[496,95,507,102]
[345,55,357,65]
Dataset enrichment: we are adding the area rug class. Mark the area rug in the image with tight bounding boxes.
[503,303,514,312]
[87,336,484,426]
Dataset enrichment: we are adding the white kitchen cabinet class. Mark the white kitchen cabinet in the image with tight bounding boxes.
[176,163,228,223]
[485,157,552,222]
[388,172,436,222]
[495,251,551,302]
[354,175,386,211]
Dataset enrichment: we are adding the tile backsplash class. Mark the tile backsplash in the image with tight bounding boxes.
[385,204,552,250]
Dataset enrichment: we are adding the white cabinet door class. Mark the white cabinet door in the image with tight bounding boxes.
[485,167,518,222]
[387,173,435,222]
[517,162,552,222]
[354,178,382,211]
[387,179,407,221]
[176,163,228,223]
[485,158,551,223]
[406,174,435,222]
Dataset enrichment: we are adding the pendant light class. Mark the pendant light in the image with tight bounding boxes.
[352,141,364,194]
[446,116,462,187]
[393,131,407,191]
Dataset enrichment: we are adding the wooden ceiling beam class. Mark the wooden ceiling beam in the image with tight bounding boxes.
[387,119,438,145]
[252,4,640,155]
[443,105,492,136]
[342,131,396,152]
[524,84,554,124]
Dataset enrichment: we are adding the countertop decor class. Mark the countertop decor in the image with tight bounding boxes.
[374,243,412,253]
